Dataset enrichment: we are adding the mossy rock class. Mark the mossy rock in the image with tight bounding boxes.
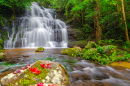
[0,53,6,61]
[35,47,44,52]
[0,60,71,86]
[98,39,124,46]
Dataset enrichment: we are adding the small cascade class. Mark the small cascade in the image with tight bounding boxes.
[4,2,68,48]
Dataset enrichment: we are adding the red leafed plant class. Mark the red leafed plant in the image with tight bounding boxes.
[37,83,45,86]
[13,69,21,74]
[48,84,57,86]
[46,63,51,68]
[21,64,30,70]
[29,67,41,74]
[40,63,46,69]
[40,63,51,69]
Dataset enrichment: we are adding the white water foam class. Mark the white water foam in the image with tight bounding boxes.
[4,2,68,49]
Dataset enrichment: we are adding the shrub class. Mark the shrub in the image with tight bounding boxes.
[85,41,97,49]
[62,46,82,57]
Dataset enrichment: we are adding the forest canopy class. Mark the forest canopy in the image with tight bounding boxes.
[0,0,130,42]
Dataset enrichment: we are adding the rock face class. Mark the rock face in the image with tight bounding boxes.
[0,53,6,60]
[0,60,71,86]
[67,27,84,41]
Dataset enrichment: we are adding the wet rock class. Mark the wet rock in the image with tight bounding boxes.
[90,73,109,80]
[92,81,114,86]
[0,60,71,86]
[71,65,84,70]
[90,68,109,80]
[13,39,22,48]
[0,53,6,61]
[71,80,88,86]
[69,72,91,81]
[0,65,10,73]
[22,55,29,57]
[35,47,44,52]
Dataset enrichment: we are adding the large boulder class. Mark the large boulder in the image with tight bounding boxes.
[0,60,71,86]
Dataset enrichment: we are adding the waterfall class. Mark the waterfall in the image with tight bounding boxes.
[4,2,68,48]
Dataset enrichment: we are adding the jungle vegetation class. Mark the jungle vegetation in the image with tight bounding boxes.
[0,0,130,64]
[0,0,130,42]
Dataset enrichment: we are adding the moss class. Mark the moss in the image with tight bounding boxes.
[62,47,82,57]
[59,64,70,86]
[18,61,49,86]
[62,48,69,55]
[68,40,88,48]
[0,53,6,60]
[35,47,44,52]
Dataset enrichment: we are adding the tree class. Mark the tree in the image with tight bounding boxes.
[94,0,102,42]
[121,0,129,42]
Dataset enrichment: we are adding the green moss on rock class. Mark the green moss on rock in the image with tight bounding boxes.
[19,61,49,85]
[0,53,6,60]
[35,47,44,52]
[1,60,71,86]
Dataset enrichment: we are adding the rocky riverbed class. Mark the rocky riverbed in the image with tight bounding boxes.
[0,48,130,86]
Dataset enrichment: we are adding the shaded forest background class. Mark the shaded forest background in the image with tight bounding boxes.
[0,0,130,43]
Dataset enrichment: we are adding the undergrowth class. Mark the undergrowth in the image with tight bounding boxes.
[62,40,130,65]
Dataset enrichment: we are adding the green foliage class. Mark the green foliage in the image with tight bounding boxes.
[123,41,130,52]
[0,0,34,26]
[83,45,118,65]
[62,39,130,65]
[62,40,129,65]
[84,41,97,49]
[123,41,130,48]
[98,39,124,46]
[62,46,82,57]
[0,39,3,53]
[82,24,93,38]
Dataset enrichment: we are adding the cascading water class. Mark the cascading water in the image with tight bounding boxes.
[4,2,68,48]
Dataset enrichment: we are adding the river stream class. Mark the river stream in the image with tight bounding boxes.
[0,49,130,86]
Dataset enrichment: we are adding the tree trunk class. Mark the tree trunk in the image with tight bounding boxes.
[95,0,102,42]
[121,0,129,42]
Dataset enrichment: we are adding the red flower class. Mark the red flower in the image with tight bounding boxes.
[29,67,41,74]
[40,63,46,69]
[13,69,21,74]
[21,64,30,70]
[51,84,57,86]
[37,83,45,86]
[25,64,30,69]
[48,84,57,86]
[46,63,51,68]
